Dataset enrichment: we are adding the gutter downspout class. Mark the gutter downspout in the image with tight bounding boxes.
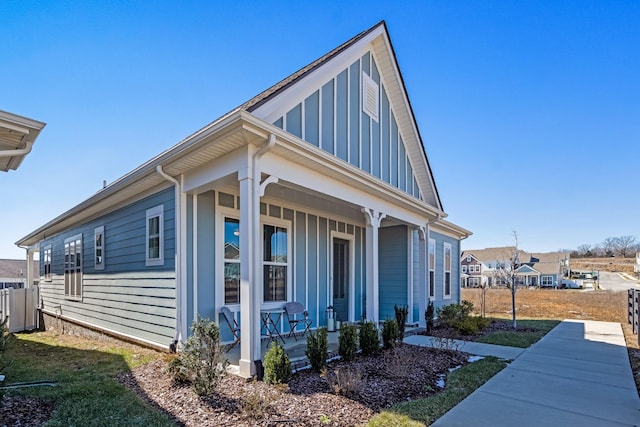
[156,165,182,351]
[0,139,34,158]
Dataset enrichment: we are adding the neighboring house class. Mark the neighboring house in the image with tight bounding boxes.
[16,21,470,377]
[0,110,45,172]
[0,259,40,289]
[635,252,640,277]
[462,247,569,288]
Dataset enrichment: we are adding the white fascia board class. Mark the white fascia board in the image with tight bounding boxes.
[371,34,442,212]
[431,219,472,240]
[260,152,427,227]
[251,27,385,123]
[16,110,248,247]
[241,112,445,219]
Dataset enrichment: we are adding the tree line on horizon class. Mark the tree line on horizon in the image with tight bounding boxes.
[562,235,639,258]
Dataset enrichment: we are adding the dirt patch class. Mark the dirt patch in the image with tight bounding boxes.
[571,257,636,274]
[118,344,467,427]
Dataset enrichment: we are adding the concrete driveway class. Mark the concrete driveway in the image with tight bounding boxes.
[432,319,640,427]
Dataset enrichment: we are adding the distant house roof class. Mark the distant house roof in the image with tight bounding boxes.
[0,110,46,172]
[462,247,569,275]
[0,258,39,280]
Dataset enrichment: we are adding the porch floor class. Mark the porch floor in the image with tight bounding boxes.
[224,326,423,375]
[225,329,341,374]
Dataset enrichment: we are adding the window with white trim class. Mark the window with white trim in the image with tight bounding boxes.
[428,238,436,299]
[444,242,452,298]
[541,275,554,286]
[64,234,82,299]
[146,205,164,266]
[224,217,240,304]
[43,245,52,282]
[475,264,481,273]
[263,223,288,302]
[94,226,105,271]
[461,265,467,273]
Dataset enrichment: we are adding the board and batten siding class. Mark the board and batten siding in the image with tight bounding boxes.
[378,225,408,321]
[272,51,422,202]
[430,230,461,310]
[38,187,177,348]
[206,193,365,340]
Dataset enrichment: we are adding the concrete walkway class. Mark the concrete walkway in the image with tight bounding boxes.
[404,334,525,360]
[425,320,640,427]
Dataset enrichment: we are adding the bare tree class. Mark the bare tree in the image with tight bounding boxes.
[601,237,616,257]
[576,244,592,257]
[613,235,637,258]
[493,231,520,329]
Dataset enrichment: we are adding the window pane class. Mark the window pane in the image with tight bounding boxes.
[264,225,287,263]
[224,218,240,260]
[445,272,451,295]
[149,217,159,235]
[149,237,160,259]
[224,262,240,304]
[263,265,286,302]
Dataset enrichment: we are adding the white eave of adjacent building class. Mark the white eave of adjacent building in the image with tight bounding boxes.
[0,110,45,172]
[17,110,466,247]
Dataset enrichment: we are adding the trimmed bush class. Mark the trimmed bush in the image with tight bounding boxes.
[305,327,328,372]
[338,323,358,362]
[436,301,489,335]
[382,319,399,349]
[359,320,380,355]
[168,316,228,396]
[425,301,435,335]
[394,305,409,340]
[264,341,291,384]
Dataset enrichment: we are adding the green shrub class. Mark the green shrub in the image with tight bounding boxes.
[168,316,228,396]
[382,319,399,349]
[437,300,475,328]
[425,301,435,335]
[0,316,10,352]
[338,323,358,362]
[264,341,291,384]
[359,320,380,355]
[305,327,328,372]
[394,305,409,340]
[435,301,489,335]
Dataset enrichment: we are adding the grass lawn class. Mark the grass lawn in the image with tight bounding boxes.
[1,331,174,427]
[476,319,560,348]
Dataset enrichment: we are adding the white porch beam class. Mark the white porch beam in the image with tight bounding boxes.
[362,208,386,324]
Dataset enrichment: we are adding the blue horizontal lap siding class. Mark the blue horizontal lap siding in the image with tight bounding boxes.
[378,225,408,321]
[38,187,177,347]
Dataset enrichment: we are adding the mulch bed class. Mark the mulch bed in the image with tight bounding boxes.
[0,395,56,427]
[117,344,467,427]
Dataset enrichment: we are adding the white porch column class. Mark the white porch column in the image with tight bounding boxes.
[362,208,386,324]
[417,226,427,327]
[25,248,35,288]
[238,163,258,378]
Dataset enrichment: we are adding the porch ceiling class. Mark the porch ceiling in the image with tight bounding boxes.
[263,179,404,228]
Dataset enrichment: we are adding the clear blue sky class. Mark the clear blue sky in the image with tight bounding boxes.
[1,1,638,259]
